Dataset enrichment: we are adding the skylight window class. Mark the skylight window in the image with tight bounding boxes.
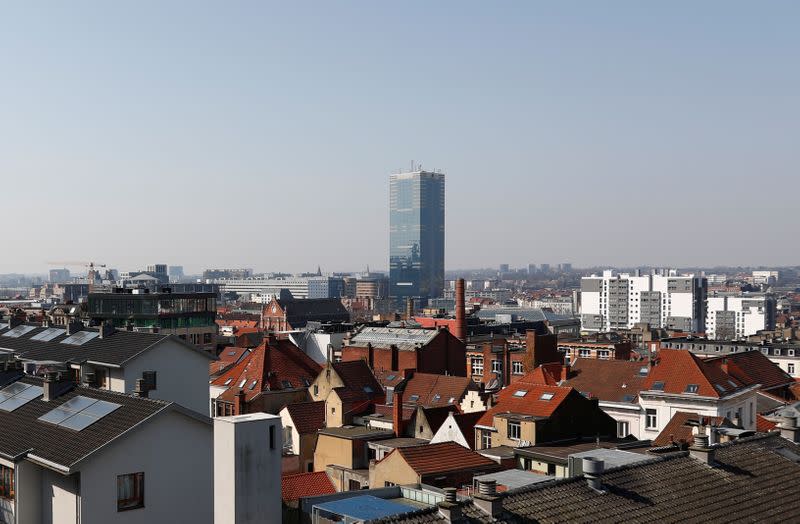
[38,395,121,431]
[727,380,738,388]
[638,367,649,376]
[61,331,99,346]
[0,383,44,412]
[31,328,65,342]
[408,394,420,402]
[386,374,396,381]
[224,378,233,386]
[227,351,236,356]
[2,325,36,338]
[539,392,555,401]
[248,380,257,390]
[685,384,699,394]
[302,378,311,387]
[364,386,374,393]
[651,381,665,391]
[714,384,726,393]
[238,379,247,388]
[513,390,528,397]
[621,394,635,403]
[448,397,455,404]
[281,380,293,389]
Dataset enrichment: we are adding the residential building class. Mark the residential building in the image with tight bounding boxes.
[466,330,560,388]
[706,292,776,339]
[308,360,385,427]
[313,426,394,490]
[429,410,486,449]
[389,170,445,302]
[279,400,326,474]
[261,297,350,332]
[752,270,779,285]
[369,441,503,489]
[210,337,320,416]
[0,322,213,415]
[213,275,344,300]
[580,270,707,333]
[558,340,633,363]
[0,373,213,524]
[86,287,218,351]
[342,326,466,377]
[287,321,352,364]
[281,471,336,524]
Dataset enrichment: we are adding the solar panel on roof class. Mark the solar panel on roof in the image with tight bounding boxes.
[38,395,121,431]
[0,383,43,412]
[2,325,36,338]
[61,330,99,346]
[31,327,66,342]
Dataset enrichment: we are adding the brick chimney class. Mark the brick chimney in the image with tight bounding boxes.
[455,278,466,343]
[234,389,247,415]
[526,330,559,369]
[405,297,414,320]
[393,380,407,437]
[367,342,374,369]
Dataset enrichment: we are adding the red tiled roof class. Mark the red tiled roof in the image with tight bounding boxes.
[212,339,321,402]
[705,351,794,391]
[420,405,460,433]
[284,401,326,435]
[526,363,562,387]
[757,414,777,432]
[399,373,476,408]
[332,360,383,395]
[652,411,730,447]
[560,359,650,403]
[453,411,485,449]
[476,372,574,427]
[281,471,336,501]
[391,441,498,476]
[645,349,745,398]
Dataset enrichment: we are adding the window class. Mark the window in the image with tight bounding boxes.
[789,363,795,375]
[349,479,361,491]
[117,472,144,511]
[491,360,501,373]
[774,349,781,356]
[269,425,275,449]
[507,420,521,440]
[471,357,484,375]
[539,392,554,401]
[578,349,591,358]
[685,384,699,394]
[384,481,395,487]
[645,409,657,429]
[597,350,610,360]
[513,390,527,397]
[617,421,629,438]
[313,384,319,396]
[512,362,524,375]
[651,381,665,391]
[481,430,492,449]
[0,465,13,500]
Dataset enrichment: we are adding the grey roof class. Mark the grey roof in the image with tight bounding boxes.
[318,425,394,440]
[350,327,439,350]
[0,323,214,367]
[0,375,200,471]
[474,307,570,323]
[372,433,800,523]
[473,469,554,490]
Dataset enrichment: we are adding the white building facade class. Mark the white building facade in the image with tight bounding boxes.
[706,293,776,340]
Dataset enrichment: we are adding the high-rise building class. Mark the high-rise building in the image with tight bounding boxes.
[706,292,776,340]
[49,268,71,283]
[389,169,445,301]
[580,270,707,333]
[499,264,510,273]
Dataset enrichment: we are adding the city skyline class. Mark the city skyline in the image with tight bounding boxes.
[2,2,799,273]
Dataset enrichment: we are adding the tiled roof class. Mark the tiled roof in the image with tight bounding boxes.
[0,375,178,470]
[476,373,574,428]
[560,359,650,403]
[453,411,486,449]
[349,326,439,350]
[274,299,349,328]
[0,323,213,367]
[644,349,745,398]
[400,373,476,408]
[284,401,325,435]
[212,339,321,402]
[420,405,459,434]
[392,441,500,476]
[706,350,794,390]
[757,414,777,432]
[652,411,731,447]
[281,471,335,501]
[526,363,562,386]
[332,360,384,395]
[373,433,800,523]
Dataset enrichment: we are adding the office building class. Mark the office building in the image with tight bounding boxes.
[48,268,70,283]
[212,275,343,300]
[389,169,445,302]
[706,293,776,339]
[580,270,707,333]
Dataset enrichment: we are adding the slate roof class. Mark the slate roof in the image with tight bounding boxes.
[212,339,321,402]
[705,350,794,391]
[0,323,213,367]
[389,442,501,477]
[284,401,326,435]
[644,349,746,398]
[652,411,732,447]
[373,433,800,523]
[559,359,650,403]
[0,375,183,470]
[275,298,349,328]
[281,471,336,502]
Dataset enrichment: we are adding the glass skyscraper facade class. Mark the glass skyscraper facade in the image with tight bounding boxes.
[389,170,445,301]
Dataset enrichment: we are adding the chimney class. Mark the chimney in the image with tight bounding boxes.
[779,416,800,443]
[234,389,247,415]
[405,297,414,320]
[393,380,406,437]
[43,371,71,402]
[82,371,97,388]
[455,278,466,343]
[689,433,715,464]
[8,316,23,329]
[582,457,605,493]
[473,479,502,517]
[66,320,83,336]
[125,320,134,332]
[367,342,374,369]
[437,488,461,522]
[134,378,149,398]
[561,363,571,382]
[99,321,115,339]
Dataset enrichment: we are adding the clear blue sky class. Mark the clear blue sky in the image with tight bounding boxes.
[1,1,798,274]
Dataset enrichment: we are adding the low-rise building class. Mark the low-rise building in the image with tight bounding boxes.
[262,297,350,332]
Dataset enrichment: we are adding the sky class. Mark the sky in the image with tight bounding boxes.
[1,1,798,274]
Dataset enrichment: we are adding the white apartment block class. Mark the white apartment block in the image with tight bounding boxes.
[213,276,343,299]
[580,270,707,333]
[706,294,776,340]
[752,270,779,285]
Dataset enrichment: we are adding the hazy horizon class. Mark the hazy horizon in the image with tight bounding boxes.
[2,2,798,274]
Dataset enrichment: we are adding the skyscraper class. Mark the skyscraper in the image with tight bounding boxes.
[389,169,445,302]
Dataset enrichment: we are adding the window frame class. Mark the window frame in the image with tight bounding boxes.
[645,408,657,429]
[0,465,13,500]
[507,420,521,440]
[117,472,145,512]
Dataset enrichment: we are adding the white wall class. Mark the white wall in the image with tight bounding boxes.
[42,469,78,524]
[638,390,758,438]
[123,339,211,415]
[430,413,470,448]
[279,407,301,455]
[16,460,42,523]
[77,409,213,524]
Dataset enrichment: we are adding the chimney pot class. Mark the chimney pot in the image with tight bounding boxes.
[134,378,149,398]
[689,433,716,464]
[582,457,605,493]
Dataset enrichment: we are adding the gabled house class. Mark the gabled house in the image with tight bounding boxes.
[210,336,321,416]
[0,373,212,524]
[0,322,214,415]
[262,298,349,332]
[279,400,326,473]
[430,410,486,449]
[308,360,384,427]
[474,372,617,450]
